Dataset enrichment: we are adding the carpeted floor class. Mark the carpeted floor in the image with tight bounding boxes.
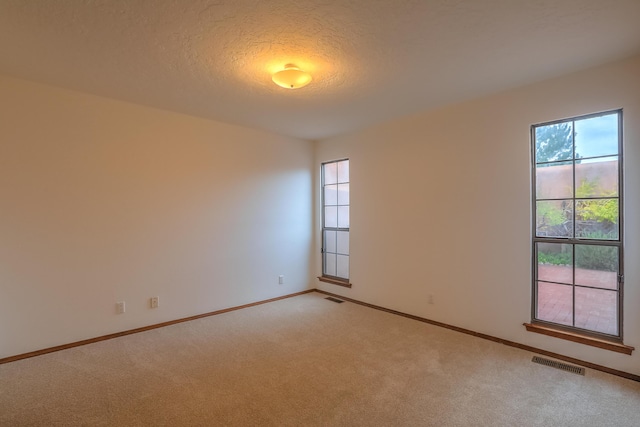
[1,292,639,426]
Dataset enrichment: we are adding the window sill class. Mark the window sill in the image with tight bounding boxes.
[317,276,352,288]
[524,323,634,355]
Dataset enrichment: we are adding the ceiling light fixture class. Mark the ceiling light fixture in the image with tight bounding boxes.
[272,64,312,89]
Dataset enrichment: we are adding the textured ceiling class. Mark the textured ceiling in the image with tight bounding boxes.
[0,0,639,140]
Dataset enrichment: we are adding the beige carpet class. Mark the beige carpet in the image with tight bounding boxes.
[1,292,639,426]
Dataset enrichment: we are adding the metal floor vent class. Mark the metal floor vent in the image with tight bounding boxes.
[325,297,344,304]
[532,356,585,375]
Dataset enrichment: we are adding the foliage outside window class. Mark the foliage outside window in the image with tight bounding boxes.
[532,111,622,339]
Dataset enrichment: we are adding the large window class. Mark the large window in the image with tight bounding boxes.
[532,110,623,339]
[321,159,350,285]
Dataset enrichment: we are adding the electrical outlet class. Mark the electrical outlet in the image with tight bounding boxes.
[116,301,126,314]
[428,294,434,305]
[278,275,284,285]
[150,296,159,309]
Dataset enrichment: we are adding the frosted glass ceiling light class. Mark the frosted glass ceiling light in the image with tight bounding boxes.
[272,64,312,89]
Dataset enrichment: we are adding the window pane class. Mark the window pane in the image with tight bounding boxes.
[536,161,572,199]
[536,282,573,326]
[575,245,618,289]
[324,206,337,228]
[536,200,573,237]
[324,162,338,185]
[575,157,618,198]
[336,255,349,279]
[324,184,338,205]
[337,160,349,184]
[532,112,622,338]
[324,230,337,253]
[337,206,350,228]
[337,183,349,206]
[575,287,617,335]
[575,199,618,240]
[324,253,337,276]
[337,231,349,255]
[574,114,619,159]
[535,122,573,163]
[537,243,572,284]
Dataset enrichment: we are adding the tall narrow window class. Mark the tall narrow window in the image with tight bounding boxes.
[321,159,350,286]
[532,110,623,339]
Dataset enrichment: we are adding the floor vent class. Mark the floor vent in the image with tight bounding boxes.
[532,356,585,375]
[325,297,344,304]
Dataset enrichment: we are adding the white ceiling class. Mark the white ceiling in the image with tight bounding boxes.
[1,1,639,140]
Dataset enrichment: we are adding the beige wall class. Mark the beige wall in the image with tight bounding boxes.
[0,75,314,358]
[537,160,618,200]
[315,55,640,375]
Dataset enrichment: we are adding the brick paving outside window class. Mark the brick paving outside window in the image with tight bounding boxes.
[537,265,617,335]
